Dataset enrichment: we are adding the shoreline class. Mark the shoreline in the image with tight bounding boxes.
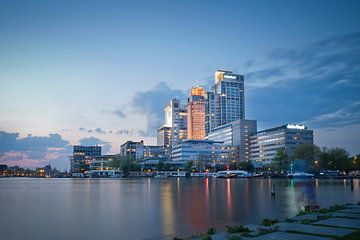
[181,202,360,240]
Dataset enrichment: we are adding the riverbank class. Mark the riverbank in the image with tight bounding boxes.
[183,202,360,240]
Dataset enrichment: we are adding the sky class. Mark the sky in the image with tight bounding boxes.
[0,0,359,170]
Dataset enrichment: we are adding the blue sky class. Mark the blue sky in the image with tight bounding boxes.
[0,0,359,169]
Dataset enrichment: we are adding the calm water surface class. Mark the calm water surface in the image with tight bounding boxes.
[0,178,359,240]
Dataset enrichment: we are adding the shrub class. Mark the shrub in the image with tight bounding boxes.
[206,227,216,235]
[226,225,250,233]
[201,235,212,240]
[261,218,278,226]
[229,235,242,240]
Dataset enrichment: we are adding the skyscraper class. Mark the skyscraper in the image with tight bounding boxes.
[187,84,206,140]
[161,98,188,147]
[206,70,245,134]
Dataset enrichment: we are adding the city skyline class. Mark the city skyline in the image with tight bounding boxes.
[1,0,360,170]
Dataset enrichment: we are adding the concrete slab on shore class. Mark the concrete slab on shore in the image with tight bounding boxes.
[345,204,360,209]
[313,218,360,229]
[332,212,360,219]
[242,231,330,240]
[338,208,360,214]
[291,213,318,221]
[275,222,354,237]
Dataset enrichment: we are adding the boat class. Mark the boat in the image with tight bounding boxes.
[215,170,251,178]
[287,172,314,178]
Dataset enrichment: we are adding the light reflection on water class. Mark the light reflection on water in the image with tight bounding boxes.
[0,178,359,240]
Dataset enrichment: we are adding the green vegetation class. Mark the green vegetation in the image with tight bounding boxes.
[226,225,250,233]
[292,144,360,172]
[261,218,278,226]
[271,149,289,173]
[238,161,254,172]
[300,219,316,224]
[296,209,309,216]
[228,235,242,240]
[201,235,212,240]
[206,227,216,235]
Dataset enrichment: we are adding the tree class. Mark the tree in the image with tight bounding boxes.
[350,154,360,170]
[109,155,121,169]
[156,160,164,171]
[317,147,351,171]
[184,161,194,172]
[271,148,290,173]
[292,144,321,172]
[238,161,254,172]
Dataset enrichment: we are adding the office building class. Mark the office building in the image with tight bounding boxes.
[167,99,188,146]
[120,140,166,160]
[70,146,101,173]
[172,139,239,164]
[206,119,257,161]
[206,70,245,134]
[249,124,314,165]
[187,84,206,140]
[157,125,172,155]
[90,155,118,171]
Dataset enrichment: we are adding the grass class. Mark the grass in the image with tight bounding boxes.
[297,209,310,216]
[261,218,278,226]
[300,219,316,224]
[226,225,250,234]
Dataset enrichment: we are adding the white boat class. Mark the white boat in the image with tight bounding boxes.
[287,172,314,178]
[215,170,251,178]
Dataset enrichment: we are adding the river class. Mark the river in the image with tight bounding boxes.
[0,178,359,239]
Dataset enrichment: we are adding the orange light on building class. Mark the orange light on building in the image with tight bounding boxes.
[188,84,206,140]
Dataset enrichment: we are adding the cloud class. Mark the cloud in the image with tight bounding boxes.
[78,137,112,153]
[131,82,186,135]
[116,129,130,135]
[314,124,360,155]
[78,127,86,131]
[0,131,71,169]
[245,31,360,130]
[102,109,127,119]
[112,110,126,119]
[94,128,106,134]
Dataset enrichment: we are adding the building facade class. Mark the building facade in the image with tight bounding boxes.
[187,84,206,140]
[70,146,102,173]
[120,140,166,160]
[206,70,245,134]
[163,99,188,146]
[90,155,118,171]
[206,119,257,161]
[171,139,239,164]
[249,124,314,166]
[157,125,172,155]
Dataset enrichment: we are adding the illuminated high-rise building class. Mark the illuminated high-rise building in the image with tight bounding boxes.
[187,84,206,140]
[159,99,187,148]
[206,70,245,134]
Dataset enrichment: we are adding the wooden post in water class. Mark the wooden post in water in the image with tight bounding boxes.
[271,183,275,196]
[351,178,354,191]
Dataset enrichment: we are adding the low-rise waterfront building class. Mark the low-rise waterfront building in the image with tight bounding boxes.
[206,119,257,161]
[172,139,239,164]
[249,124,314,166]
[70,146,101,173]
[120,140,166,160]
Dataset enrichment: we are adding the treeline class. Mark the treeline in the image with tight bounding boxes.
[272,144,359,173]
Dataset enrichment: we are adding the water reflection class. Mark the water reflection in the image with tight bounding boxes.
[0,178,359,240]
